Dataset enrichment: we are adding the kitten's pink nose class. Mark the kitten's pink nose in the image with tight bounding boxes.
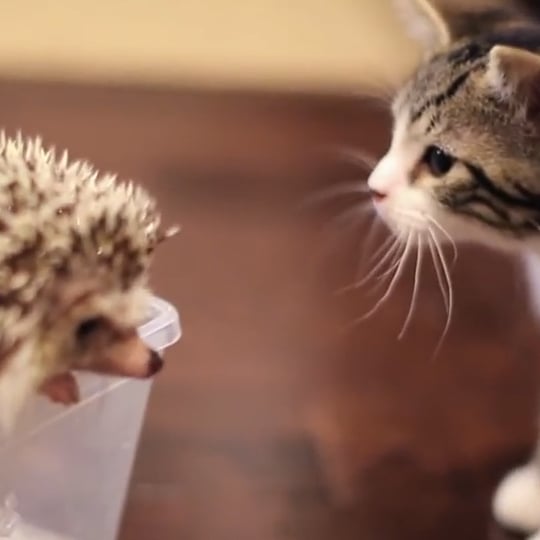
[369,187,387,201]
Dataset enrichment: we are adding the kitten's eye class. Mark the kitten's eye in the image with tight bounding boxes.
[76,317,105,342]
[423,145,455,177]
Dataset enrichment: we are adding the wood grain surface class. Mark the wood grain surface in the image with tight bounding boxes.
[0,79,536,540]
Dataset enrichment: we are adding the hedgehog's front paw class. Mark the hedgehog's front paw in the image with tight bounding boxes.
[38,372,80,405]
[493,463,540,536]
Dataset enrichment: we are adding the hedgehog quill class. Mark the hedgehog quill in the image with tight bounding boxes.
[0,133,178,432]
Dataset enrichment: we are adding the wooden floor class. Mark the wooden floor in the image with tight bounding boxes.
[0,79,538,540]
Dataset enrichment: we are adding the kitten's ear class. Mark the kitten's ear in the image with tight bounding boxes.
[394,0,451,52]
[485,45,540,119]
[395,0,517,54]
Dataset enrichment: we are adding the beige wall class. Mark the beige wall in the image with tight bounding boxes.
[0,1,418,92]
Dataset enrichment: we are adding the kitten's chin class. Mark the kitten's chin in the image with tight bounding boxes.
[375,202,525,255]
[374,193,537,256]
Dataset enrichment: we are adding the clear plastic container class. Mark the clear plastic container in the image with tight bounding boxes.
[0,296,181,540]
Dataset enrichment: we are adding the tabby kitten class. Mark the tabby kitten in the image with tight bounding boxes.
[369,0,540,537]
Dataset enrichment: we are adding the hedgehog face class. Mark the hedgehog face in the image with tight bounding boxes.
[0,277,163,418]
[0,278,166,433]
[36,278,162,401]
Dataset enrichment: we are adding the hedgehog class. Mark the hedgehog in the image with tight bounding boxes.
[0,132,178,432]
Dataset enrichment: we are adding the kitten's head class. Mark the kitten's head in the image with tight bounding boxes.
[369,0,540,252]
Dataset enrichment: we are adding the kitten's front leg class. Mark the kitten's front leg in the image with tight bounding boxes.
[493,462,540,536]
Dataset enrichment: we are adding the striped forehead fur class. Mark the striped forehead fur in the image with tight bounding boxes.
[401,26,540,123]
[392,18,540,239]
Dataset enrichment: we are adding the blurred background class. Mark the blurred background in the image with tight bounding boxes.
[0,1,415,91]
[1,1,539,539]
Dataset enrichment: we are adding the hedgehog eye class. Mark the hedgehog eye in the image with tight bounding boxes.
[76,317,105,342]
[423,145,455,177]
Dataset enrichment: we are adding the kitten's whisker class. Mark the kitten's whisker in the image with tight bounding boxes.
[428,235,449,314]
[337,234,400,295]
[340,215,382,291]
[393,208,457,275]
[357,217,382,269]
[426,216,458,266]
[357,234,401,284]
[306,202,373,277]
[302,181,371,209]
[398,235,423,340]
[356,95,392,112]
[364,241,408,297]
[331,146,378,172]
[365,233,396,267]
[377,240,407,280]
[346,233,413,327]
[326,201,373,231]
[349,233,395,291]
[359,87,393,106]
[357,77,398,106]
[428,228,454,359]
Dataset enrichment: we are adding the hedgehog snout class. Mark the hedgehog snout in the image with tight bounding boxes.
[117,344,163,379]
[148,350,164,376]
[74,330,164,380]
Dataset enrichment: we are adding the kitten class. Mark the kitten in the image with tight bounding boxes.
[369,1,540,538]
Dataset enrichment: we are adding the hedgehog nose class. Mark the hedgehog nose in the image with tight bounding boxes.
[147,350,164,376]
